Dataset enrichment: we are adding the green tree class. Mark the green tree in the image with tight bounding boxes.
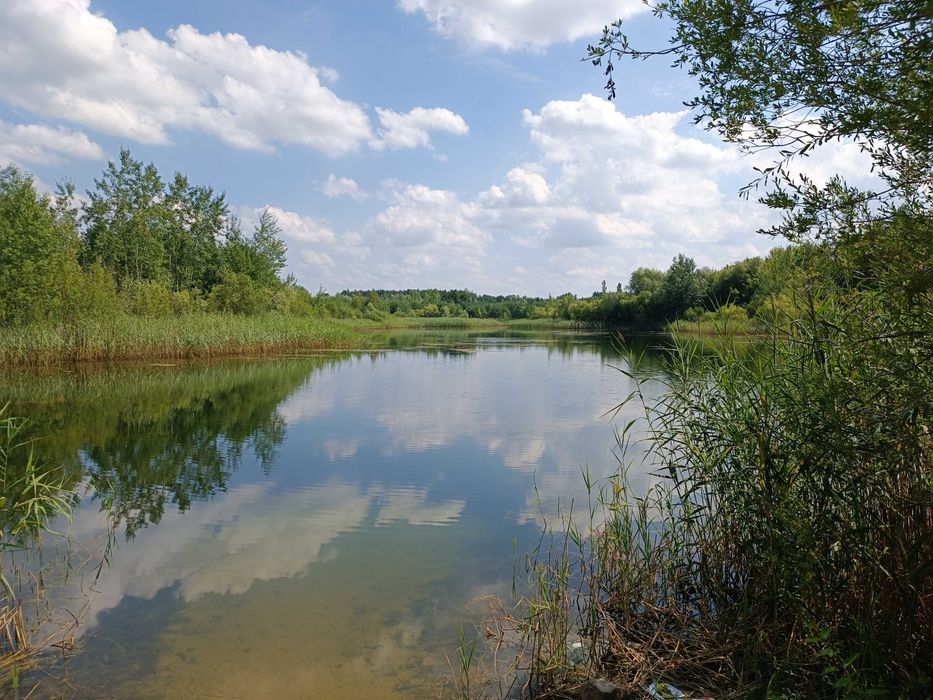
[250,208,287,286]
[163,173,226,293]
[222,208,287,288]
[82,148,169,285]
[0,167,76,325]
[709,257,761,307]
[588,0,932,242]
[659,255,707,318]
[626,267,666,296]
[208,270,271,315]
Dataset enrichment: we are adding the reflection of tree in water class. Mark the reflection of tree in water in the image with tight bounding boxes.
[0,357,344,537]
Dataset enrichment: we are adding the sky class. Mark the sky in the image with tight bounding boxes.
[0,0,872,296]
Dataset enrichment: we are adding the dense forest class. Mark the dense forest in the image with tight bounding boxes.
[2,150,799,331]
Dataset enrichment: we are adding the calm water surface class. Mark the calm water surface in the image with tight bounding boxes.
[3,330,668,699]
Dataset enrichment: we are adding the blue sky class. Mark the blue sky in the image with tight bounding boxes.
[0,1,869,295]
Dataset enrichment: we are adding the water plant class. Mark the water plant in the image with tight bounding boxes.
[513,259,932,697]
[0,405,77,689]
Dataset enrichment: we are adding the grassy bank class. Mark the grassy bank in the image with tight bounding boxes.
[0,314,595,366]
[355,317,587,331]
[667,304,761,336]
[0,313,363,366]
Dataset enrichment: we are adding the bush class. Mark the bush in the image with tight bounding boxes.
[208,271,273,315]
[0,167,75,326]
[60,261,120,321]
[169,289,208,316]
[121,279,174,316]
[272,285,314,316]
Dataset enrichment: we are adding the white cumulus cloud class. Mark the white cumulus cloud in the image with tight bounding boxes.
[0,1,377,156]
[320,175,368,200]
[253,94,877,296]
[397,0,647,50]
[370,182,489,251]
[0,120,104,166]
[241,206,337,245]
[371,107,469,151]
[302,250,337,270]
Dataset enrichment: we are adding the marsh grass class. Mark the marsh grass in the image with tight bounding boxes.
[0,406,80,691]
[511,284,932,698]
[0,312,363,366]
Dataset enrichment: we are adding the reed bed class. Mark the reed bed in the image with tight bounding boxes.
[0,312,363,366]
[511,289,932,698]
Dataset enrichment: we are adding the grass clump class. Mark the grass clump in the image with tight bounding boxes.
[0,405,78,690]
[0,312,363,366]
[514,265,932,697]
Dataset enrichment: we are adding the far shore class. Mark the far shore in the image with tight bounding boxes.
[0,313,593,367]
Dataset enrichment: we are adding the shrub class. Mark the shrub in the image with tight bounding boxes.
[208,270,272,315]
[60,261,120,321]
[121,279,174,316]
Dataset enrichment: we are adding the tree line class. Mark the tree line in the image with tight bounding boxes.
[331,248,804,328]
[0,148,302,326]
[0,148,825,331]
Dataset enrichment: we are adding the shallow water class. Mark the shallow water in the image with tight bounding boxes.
[2,330,668,699]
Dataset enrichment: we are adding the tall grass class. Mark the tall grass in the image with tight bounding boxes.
[0,312,363,366]
[0,406,78,690]
[514,281,932,697]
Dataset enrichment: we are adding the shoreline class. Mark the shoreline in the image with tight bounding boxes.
[0,314,598,367]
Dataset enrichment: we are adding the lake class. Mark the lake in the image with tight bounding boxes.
[2,330,669,699]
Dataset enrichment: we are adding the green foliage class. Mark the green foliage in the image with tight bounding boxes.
[0,312,361,365]
[0,167,75,325]
[528,1,933,695]
[121,278,175,316]
[521,250,932,695]
[627,267,665,296]
[660,254,709,319]
[60,260,121,321]
[0,406,74,551]
[163,172,226,293]
[208,270,273,315]
[709,257,761,307]
[79,150,289,300]
[272,280,315,316]
[0,151,304,331]
[588,0,932,242]
[81,148,169,285]
[223,208,287,288]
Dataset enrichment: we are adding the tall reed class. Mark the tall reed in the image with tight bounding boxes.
[514,280,932,697]
[0,312,362,366]
[0,405,78,690]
